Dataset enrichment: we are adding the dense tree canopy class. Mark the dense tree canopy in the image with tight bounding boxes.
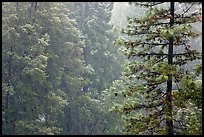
[2,2,70,134]
[2,2,202,135]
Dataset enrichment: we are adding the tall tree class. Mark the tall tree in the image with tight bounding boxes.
[62,2,124,134]
[113,2,202,135]
[2,2,89,135]
[66,2,123,94]
[2,2,64,134]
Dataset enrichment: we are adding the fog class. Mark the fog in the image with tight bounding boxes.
[2,2,202,135]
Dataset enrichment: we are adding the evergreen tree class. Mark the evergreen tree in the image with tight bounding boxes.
[2,2,89,135]
[113,2,202,135]
[67,2,122,94]
[2,2,64,134]
[62,2,124,134]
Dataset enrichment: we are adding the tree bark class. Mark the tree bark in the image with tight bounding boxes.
[166,2,174,135]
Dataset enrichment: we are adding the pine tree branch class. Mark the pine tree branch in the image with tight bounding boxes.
[175,15,192,19]
[173,42,187,46]
[125,41,168,47]
[135,22,170,28]
[174,20,200,24]
[138,53,167,56]
[138,42,168,46]
[124,31,159,35]
[133,52,201,57]
[175,13,201,22]
[136,2,164,7]
[173,52,202,56]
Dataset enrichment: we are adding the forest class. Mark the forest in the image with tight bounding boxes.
[2,2,202,135]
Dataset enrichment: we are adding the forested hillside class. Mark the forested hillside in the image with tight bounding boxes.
[2,2,202,135]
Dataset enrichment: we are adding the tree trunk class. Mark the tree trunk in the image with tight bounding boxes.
[166,2,174,135]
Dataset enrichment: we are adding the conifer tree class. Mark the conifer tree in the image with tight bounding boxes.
[2,2,64,134]
[63,2,124,134]
[114,2,202,135]
[2,2,88,135]
[66,2,122,94]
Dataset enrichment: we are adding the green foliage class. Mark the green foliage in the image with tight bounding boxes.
[2,2,124,135]
[63,2,124,134]
[2,2,201,135]
[2,2,88,135]
[67,2,123,93]
[112,2,202,135]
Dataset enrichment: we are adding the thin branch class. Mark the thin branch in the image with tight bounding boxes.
[134,22,170,28]
[136,2,164,7]
[174,20,200,24]
[173,42,186,46]
[134,52,201,57]
[138,42,168,46]
[173,52,202,56]
[175,16,192,19]
[123,31,159,35]
[138,53,168,56]
[126,42,168,47]
[155,55,168,64]
[181,3,194,17]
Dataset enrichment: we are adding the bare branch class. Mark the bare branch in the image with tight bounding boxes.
[181,3,194,17]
